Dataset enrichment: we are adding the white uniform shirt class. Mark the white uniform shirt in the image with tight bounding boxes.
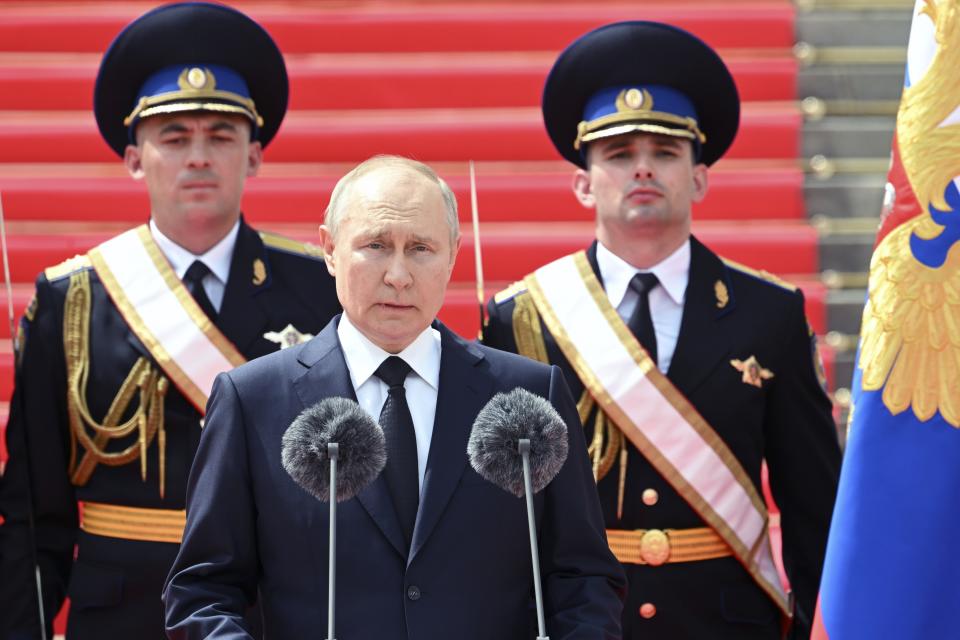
[149,218,239,313]
[596,239,690,374]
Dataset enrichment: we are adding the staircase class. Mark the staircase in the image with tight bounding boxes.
[795,0,914,429]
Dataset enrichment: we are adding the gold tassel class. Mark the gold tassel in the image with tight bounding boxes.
[155,377,169,499]
[617,430,628,521]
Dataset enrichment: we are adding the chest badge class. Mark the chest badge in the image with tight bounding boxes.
[730,355,774,388]
[264,324,314,349]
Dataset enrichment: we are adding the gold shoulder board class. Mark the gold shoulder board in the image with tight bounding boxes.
[493,280,528,304]
[721,258,798,293]
[259,231,324,260]
[44,254,92,282]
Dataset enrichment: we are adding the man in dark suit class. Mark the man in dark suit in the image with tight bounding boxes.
[0,4,340,639]
[482,22,842,639]
[163,155,625,639]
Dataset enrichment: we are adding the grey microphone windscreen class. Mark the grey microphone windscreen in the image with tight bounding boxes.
[468,387,569,498]
[282,397,386,503]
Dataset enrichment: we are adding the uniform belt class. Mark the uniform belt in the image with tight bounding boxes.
[606,527,732,566]
[79,501,185,544]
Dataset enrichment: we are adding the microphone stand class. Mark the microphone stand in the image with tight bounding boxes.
[518,439,549,640]
[327,442,339,640]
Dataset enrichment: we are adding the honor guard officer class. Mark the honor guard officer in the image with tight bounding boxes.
[482,22,841,639]
[0,3,340,638]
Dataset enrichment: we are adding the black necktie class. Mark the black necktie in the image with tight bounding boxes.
[183,260,217,322]
[626,272,659,365]
[374,356,419,548]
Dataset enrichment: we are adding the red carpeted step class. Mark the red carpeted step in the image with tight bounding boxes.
[0,219,817,283]
[0,164,805,223]
[0,2,796,53]
[0,104,802,163]
[0,51,797,111]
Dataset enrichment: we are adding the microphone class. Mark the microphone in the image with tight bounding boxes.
[468,387,568,497]
[281,396,386,502]
[468,387,569,640]
[281,397,387,640]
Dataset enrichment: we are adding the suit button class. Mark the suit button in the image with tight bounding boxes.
[642,488,658,506]
[407,585,421,601]
[639,602,656,619]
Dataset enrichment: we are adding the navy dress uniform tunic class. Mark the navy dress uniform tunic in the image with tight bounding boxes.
[0,222,340,639]
[483,239,841,639]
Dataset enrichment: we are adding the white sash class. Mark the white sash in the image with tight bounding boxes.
[88,225,246,413]
[526,251,789,614]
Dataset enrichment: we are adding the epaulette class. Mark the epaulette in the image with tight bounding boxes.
[721,257,797,293]
[493,280,528,304]
[259,231,324,260]
[44,254,92,282]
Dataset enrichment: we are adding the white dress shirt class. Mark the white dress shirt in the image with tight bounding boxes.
[596,239,690,374]
[337,314,442,492]
[149,219,239,313]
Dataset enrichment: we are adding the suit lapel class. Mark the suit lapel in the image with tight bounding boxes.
[666,236,736,397]
[408,324,491,564]
[217,219,270,355]
[292,317,408,559]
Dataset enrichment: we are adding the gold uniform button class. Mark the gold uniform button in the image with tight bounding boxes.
[642,488,659,506]
[639,603,657,619]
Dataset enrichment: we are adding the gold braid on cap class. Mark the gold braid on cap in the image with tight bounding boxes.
[574,88,706,150]
[124,67,264,128]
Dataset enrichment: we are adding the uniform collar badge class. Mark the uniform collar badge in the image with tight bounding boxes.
[252,258,267,286]
[730,355,774,388]
[714,280,729,308]
[264,324,314,349]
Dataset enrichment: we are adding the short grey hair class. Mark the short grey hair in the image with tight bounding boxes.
[324,155,460,242]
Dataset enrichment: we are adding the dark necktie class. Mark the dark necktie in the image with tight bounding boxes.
[183,260,217,322]
[626,272,659,366]
[374,356,419,548]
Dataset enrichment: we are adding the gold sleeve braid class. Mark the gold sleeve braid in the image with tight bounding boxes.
[63,269,171,498]
[511,291,624,502]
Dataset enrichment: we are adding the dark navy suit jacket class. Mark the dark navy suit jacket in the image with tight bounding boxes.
[164,317,625,639]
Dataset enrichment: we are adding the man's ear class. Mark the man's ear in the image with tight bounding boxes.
[572,169,596,209]
[124,145,145,180]
[318,224,336,277]
[449,234,463,271]
[691,163,709,203]
[246,141,263,177]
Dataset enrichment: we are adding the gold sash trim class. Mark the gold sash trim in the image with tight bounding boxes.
[524,251,789,615]
[80,501,185,544]
[87,225,246,412]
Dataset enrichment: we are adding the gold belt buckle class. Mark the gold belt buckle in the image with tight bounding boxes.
[639,529,671,566]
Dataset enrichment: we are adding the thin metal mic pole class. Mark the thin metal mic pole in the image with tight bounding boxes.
[519,439,549,640]
[327,442,339,640]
